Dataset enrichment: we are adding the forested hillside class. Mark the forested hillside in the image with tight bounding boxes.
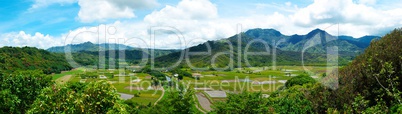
[47,42,178,68]
[0,47,72,74]
[332,28,402,112]
[55,49,178,68]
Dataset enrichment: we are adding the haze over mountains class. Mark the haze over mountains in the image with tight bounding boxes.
[47,42,136,53]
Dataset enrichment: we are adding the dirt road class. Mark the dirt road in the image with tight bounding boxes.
[196,92,212,111]
[55,75,72,84]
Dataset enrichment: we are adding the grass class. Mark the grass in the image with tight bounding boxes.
[67,69,163,105]
[51,68,84,80]
[65,66,328,104]
[55,75,73,84]
[128,90,163,105]
[129,97,158,105]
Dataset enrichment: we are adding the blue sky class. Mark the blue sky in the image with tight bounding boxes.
[1,0,402,49]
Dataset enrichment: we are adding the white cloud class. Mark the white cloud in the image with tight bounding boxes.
[63,0,402,49]
[30,0,159,23]
[285,2,292,7]
[107,0,159,10]
[358,0,376,5]
[30,0,77,10]
[141,0,228,48]
[0,31,62,49]
[77,0,158,23]
[254,3,298,13]
[61,0,233,49]
[145,0,218,24]
[60,21,156,49]
[19,0,402,49]
[288,0,402,37]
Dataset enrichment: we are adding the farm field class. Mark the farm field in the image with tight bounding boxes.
[55,65,331,105]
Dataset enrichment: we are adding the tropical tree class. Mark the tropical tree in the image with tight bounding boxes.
[0,70,52,113]
[28,81,128,113]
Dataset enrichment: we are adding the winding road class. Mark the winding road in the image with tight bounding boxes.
[154,87,165,105]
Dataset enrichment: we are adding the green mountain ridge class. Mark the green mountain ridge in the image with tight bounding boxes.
[245,28,380,53]
[46,42,179,68]
[151,28,379,68]
[0,46,73,74]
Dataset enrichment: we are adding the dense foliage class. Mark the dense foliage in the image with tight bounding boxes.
[0,70,53,113]
[28,81,129,113]
[0,47,73,74]
[270,84,315,113]
[285,73,317,88]
[212,84,326,113]
[137,66,166,80]
[329,28,402,112]
[211,92,272,113]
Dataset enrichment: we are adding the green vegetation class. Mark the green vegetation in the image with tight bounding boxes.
[28,81,128,113]
[0,28,401,113]
[48,42,178,69]
[208,28,402,113]
[211,92,271,113]
[137,66,167,80]
[330,28,402,113]
[52,68,84,80]
[0,70,53,113]
[245,28,378,53]
[285,73,316,88]
[153,32,356,68]
[171,68,192,79]
[0,47,72,74]
[141,88,199,113]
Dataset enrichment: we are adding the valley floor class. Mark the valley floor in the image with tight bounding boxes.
[53,65,333,112]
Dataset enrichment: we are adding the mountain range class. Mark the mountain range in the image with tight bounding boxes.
[245,28,379,53]
[47,42,135,53]
[152,28,379,68]
[45,28,380,68]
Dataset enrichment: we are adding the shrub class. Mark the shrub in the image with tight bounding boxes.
[285,74,316,88]
[0,70,52,114]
